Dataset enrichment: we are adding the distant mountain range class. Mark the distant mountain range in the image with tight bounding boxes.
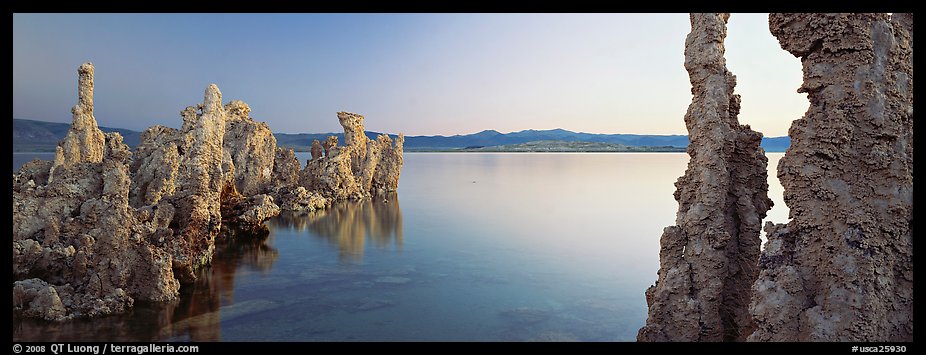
[12,118,790,153]
[459,140,686,152]
[13,118,141,152]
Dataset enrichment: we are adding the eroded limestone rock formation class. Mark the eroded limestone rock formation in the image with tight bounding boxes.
[338,111,369,174]
[272,147,302,188]
[223,100,277,196]
[213,99,291,235]
[303,112,405,200]
[170,84,226,281]
[372,133,404,194]
[311,139,324,160]
[13,64,404,322]
[221,190,281,238]
[129,125,181,207]
[274,186,329,213]
[303,139,362,200]
[130,85,292,281]
[50,63,106,177]
[267,147,328,213]
[750,13,913,342]
[638,13,773,342]
[323,136,338,156]
[13,64,181,320]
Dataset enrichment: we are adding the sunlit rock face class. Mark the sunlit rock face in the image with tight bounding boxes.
[372,133,404,194]
[303,112,405,200]
[338,111,369,175]
[638,13,772,342]
[749,13,913,342]
[303,134,363,200]
[50,62,106,177]
[135,85,229,283]
[223,100,277,197]
[218,99,293,236]
[128,86,234,284]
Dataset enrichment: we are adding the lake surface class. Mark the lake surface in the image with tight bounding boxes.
[12,152,788,341]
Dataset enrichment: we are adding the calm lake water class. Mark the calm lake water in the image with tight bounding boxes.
[13,152,787,341]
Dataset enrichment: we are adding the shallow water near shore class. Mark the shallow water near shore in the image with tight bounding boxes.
[13,152,787,341]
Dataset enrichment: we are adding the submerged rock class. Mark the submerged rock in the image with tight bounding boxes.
[638,13,772,342]
[344,298,395,313]
[500,307,553,325]
[159,299,280,338]
[374,276,411,284]
[749,13,913,342]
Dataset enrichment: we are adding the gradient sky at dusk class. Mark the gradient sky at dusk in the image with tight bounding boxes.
[13,13,807,136]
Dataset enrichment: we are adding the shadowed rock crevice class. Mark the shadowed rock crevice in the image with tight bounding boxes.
[749,13,913,342]
[637,13,772,342]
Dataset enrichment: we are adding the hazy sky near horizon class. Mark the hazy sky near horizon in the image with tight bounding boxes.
[13,13,807,136]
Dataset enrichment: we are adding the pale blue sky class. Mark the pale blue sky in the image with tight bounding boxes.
[13,13,806,136]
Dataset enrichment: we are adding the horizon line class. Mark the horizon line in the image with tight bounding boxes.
[13,117,790,138]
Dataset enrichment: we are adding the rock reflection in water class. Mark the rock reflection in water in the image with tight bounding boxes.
[270,192,403,262]
[12,233,279,342]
